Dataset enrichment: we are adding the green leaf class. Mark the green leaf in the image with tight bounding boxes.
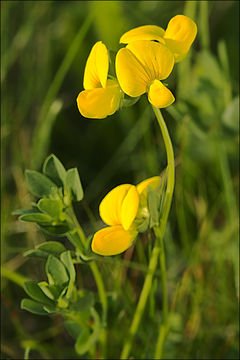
[60,251,76,282]
[39,224,69,237]
[222,96,239,132]
[24,281,55,306]
[43,154,67,187]
[24,248,49,259]
[25,170,58,198]
[60,251,76,299]
[147,187,160,228]
[71,291,94,312]
[19,213,52,224]
[37,198,63,220]
[66,168,83,201]
[37,241,66,257]
[43,305,59,314]
[65,321,82,340]
[12,208,39,216]
[21,299,49,315]
[75,308,101,355]
[46,255,69,286]
[38,281,60,300]
[75,328,90,355]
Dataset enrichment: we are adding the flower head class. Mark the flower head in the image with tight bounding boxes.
[116,40,175,108]
[92,176,161,256]
[120,15,197,63]
[77,41,123,119]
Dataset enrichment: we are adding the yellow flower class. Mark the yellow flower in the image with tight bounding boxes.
[116,40,175,108]
[92,176,161,256]
[120,15,197,63]
[77,41,123,119]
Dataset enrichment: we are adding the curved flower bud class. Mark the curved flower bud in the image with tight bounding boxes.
[77,41,123,119]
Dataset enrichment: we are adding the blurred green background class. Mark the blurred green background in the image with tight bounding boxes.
[1,1,239,359]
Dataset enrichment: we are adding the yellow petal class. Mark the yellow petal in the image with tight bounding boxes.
[83,41,109,89]
[136,176,161,195]
[77,79,122,119]
[99,184,133,226]
[148,79,175,108]
[121,185,139,230]
[126,40,174,81]
[164,15,197,62]
[116,48,149,97]
[91,225,137,256]
[120,25,165,44]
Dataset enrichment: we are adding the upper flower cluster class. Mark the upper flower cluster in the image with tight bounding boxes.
[77,15,197,119]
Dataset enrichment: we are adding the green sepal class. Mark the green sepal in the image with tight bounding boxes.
[137,217,150,233]
[19,213,52,224]
[23,281,55,306]
[37,198,63,220]
[66,168,84,202]
[21,299,49,315]
[43,154,67,187]
[25,170,58,198]
[45,255,69,286]
[121,94,140,108]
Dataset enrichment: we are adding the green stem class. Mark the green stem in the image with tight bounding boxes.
[152,106,175,359]
[120,107,175,359]
[66,205,108,358]
[120,243,160,359]
[67,205,108,318]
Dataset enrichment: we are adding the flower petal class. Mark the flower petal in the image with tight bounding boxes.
[126,40,174,81]
[148,79,175,108]
[116,48,149,97]
[77,79,122,119]
[91,225,137,256]
[120,25,165,44]
[99,184,133,226]
[136,176,161,195]
[164,15,197,62]
[121,186,139,230]
[83,41,109,89]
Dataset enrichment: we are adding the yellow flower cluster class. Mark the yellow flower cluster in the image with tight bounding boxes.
[77,15,197,119]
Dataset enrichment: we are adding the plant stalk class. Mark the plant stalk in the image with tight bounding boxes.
[120,107,175,359]
[152,106,175,359]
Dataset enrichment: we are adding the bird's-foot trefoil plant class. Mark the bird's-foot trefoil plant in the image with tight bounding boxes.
[16,14,197,359]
